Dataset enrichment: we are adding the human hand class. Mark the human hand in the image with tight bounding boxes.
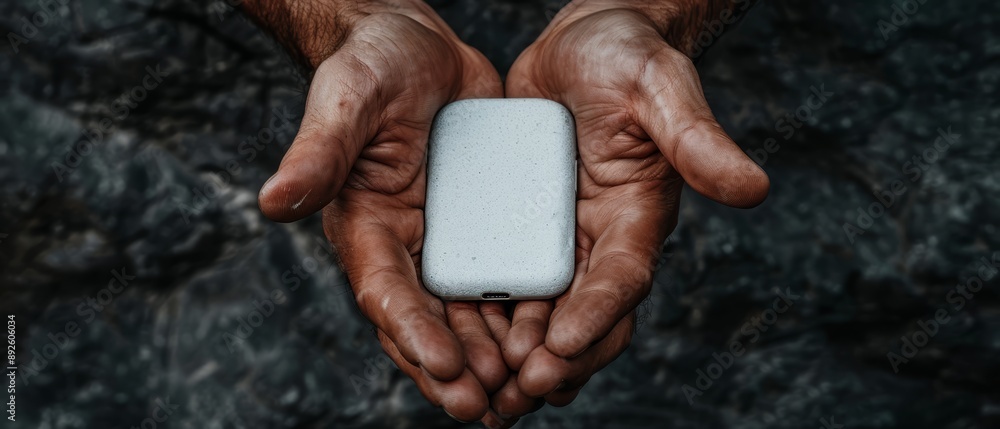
[494,0,770,415]
[243,0,509,423]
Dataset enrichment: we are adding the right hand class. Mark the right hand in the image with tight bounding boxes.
[251,0,509,423]
[491,0,770,418]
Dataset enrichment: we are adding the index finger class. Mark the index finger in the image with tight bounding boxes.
[545,185,675,358]
[324,199,465,381]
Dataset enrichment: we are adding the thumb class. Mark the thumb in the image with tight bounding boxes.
[636,49,769,208]
[259,52,380,222]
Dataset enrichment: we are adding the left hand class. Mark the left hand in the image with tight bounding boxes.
[247,0,511,423]
[492,0,771,416]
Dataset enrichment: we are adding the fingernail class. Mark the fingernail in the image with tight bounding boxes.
[482,409,511,429]
[259,174,278,198]
[444,409,473,424]
[548,380,566,394]
[490,407,513,421]
[481,412,501,429]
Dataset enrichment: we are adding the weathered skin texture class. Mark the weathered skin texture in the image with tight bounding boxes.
[2,0,997,428]
[240,0,768,425]
[496,0,769,418]
[244,0,510,424]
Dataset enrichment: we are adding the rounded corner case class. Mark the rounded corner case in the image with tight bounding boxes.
[422,98,576,300]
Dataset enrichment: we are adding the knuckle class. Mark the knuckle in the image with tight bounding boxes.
[352,265,410,318]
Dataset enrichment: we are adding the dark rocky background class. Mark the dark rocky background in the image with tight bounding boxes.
[1,0,998,428]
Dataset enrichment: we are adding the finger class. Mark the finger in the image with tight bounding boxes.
[545,196,666,358]
[453,45,505,100]
[377,330,489,422]
[259,49,380,222]
[446,302,508,393]
[481,407,521,429]
[504,70,544,99]
[491,375,544,419]
[544,387,582,407]
[520,314,634,398]
[502,300,553,370]
[636,47,770,208]
[518,346,573,398]
[327,206,465,381]
[480,302,512,343]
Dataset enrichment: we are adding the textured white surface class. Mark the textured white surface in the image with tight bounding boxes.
[422,98,576,300]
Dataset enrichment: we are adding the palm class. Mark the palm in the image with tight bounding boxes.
[258,12,508,423]
[497,7,770,411]
[514,8,686,325]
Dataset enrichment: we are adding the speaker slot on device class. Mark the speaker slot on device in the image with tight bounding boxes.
[481,292,510,300]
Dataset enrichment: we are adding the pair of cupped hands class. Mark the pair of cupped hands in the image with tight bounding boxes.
[245,0,769,426]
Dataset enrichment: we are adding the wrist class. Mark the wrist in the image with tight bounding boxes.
[241,0,444,69]
[553,0,756,57]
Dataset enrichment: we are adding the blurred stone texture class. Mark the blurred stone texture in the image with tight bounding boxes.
[0,0,997,428]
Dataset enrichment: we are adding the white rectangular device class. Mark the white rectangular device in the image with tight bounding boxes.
[422,98,576,300]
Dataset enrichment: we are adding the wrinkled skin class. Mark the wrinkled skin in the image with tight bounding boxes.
[487,3,770,419]
[255,1,769,426]
[256,7,513,426]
